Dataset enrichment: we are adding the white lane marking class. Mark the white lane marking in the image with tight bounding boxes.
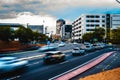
[60,61,69,64]
[6,75,21,80]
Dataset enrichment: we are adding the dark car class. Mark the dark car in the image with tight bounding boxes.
[43,51,65,64]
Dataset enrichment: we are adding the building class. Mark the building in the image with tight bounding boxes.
[56,19,66,40]
[111,14,120,29]
[28,25,44,34]
[0,23,22,27]
[64,25,72,40]
[0,23,24,31]
[72,14,120,41]
[72,14,106,41]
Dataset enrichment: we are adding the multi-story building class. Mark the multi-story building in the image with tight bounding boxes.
[56,19,66,40]
[72,14,106,40]
[111,14,120,29]
[56,19,72,41]
[72,14,120,41]
[28,25,44,34]
[64,25,72,40]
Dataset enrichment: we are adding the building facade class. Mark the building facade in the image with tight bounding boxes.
[64,25,72,40]
[28,25,44,34]
[56,19,66,40]
[72,14,120,41]
[111,14,120,29]
[72,14,106,40]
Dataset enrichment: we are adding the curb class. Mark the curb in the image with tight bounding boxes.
[50,51,115,80]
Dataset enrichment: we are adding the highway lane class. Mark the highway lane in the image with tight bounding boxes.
[2,48,114,80]
[72,50,120,80]
[3,43,77,58]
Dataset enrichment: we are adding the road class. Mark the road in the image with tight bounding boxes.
[1,43,114,80]
[3,43,80,58]
[71,50,120,80]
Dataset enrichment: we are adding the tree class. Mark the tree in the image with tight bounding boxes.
[32,31,41,41]
[83,27,105,42]
[93,27,105,42]
[111,27,120,44]
[15,26,33,43]
[0,26,11,41]
[82,32,94,42]
[10,28,16,41]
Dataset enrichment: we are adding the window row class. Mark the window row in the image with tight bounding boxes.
[86,15,105,18]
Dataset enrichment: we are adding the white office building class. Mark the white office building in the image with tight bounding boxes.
[111,14,120,29]
[72,14,120,41]
[72,14,106,40]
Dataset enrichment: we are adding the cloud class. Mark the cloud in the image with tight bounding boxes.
[0,0,119,34]
[0,0,119,19]
[0,12,57,33]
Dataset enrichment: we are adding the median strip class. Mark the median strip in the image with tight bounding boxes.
[49,51,116,80]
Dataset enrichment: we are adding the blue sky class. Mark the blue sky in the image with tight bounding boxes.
[0,0,120,33]
[51,7,120,21]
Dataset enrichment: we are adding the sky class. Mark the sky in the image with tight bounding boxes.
[0,0,120,33]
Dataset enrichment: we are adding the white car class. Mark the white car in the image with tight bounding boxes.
[0,57,28,74]
[72,47,85,56]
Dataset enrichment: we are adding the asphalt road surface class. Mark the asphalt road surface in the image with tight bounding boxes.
[71,50,120,80]
[1,47,114,80]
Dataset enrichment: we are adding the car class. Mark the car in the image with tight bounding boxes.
[73,42,78,45]
[93,44,101,50]
[0,57,28,74]
[58,42,66,47]
[84,43,95,52]
[85,45,95,52]
[43,51,66,64]
[38,45,57,52]
[72,47,85,56]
